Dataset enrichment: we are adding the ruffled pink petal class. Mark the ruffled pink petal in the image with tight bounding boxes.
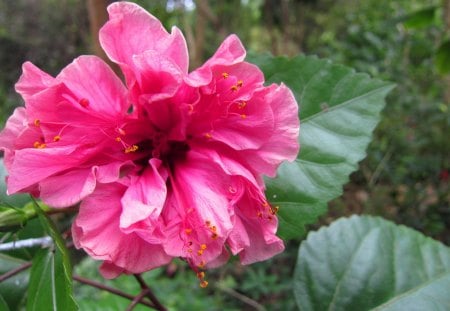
[162,150,234,266]
[186,34,246,87]
[39,168,96,208]
[242,84,300,176]
[100,1,188,80]
[72,183,171,277]
[56,56,128,116]
[7,145,80,194]
[0,108,28,148]
[233,214,284,265]
[39,161,133,208]
[132,50,184,103]
[15,62,55,100]
[120,159,168,230]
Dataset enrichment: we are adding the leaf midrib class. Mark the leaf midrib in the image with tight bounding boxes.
[371,271,450,310]
[302,84,393,123]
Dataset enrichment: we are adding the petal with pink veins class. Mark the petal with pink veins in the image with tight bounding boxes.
[120,159,168,230]
[100,1,188,80]
[15,62,55,100]
[72,183,171,277]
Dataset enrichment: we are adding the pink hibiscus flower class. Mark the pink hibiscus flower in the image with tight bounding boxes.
[0,2,299,285]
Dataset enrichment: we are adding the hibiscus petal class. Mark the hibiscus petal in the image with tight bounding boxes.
[242,84,300,176]
[15,62,55,100]
[7,145,80,194]
[120,159,168,230]
[100,1,188,79]
[72,183,171,277]
[162,150,233,266]
[57,55,128,116]
[186,34,246,86]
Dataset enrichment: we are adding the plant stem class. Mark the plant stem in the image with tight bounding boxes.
[73,275,156,309]
[133,274,167,311]
[0,262,32,282]
[0,236,53,251]
[125,288,151,311]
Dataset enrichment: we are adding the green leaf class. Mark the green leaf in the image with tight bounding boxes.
[26,248,77,311]
[0,254,28,310]
[435,39,450,75]
[26,201,77,311]
[249,54,394,239]
[402,6,438,29]
[293,215,450,310]
[0,293,11,311]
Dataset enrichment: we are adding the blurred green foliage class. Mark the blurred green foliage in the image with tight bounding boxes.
[0,0,449,309]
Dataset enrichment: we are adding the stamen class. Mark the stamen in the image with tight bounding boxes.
[185,228,193,235]
[33,141,46,149]
[115,137,122,142]
[34,119,41,127]
[200,244,207,250]
[230,85,239,92]
[240,114,247,119]
[199,280,209,288]
[53,135,61,142]
[211,233,218,240]
[124,145,139,153]
[204,133,212,139]
[79,98,90,108]
[238,101,247,109]
[237,80,243,87]
[198,261,206,269]
[197,272,205,279]
[222,72,229,79]
[197,249,204,256]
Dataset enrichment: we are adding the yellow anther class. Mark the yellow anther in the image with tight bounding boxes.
[262,201,269,207]
[230,85,238,92]
[124,145,139,153]
[271,206,279,214]
[210,226,217,233]
[257,211,263,218]
[238,101,247,109]
[237,80,243,87]
[185,228,193,235]
[240,114,247,119]
[211,233,218,240]
[222,72,229,79]
[197,249,204,256]
[199,280,209,288]
[198,260,206,268]
[33,141,46,149]
[200,244,207,250]
[204,133,212,139]
[115,137,122,142]
[197,272,205,279]
[53,135,61,142]
[34,119,41,127]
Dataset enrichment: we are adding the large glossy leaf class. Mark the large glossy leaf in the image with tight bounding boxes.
[26,202,77,311]
[248,54,394,239]
[0,293,10,311]
[293,215,450,310]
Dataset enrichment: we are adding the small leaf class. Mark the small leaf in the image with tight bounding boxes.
[402,6,437,29]
[435,39,450,75]
[293,215,450,310]
[26,248,77,311]
[26,201,77,311]
[248,54,394,239]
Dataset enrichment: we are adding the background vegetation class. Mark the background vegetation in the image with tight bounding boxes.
[0,0,448,310]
